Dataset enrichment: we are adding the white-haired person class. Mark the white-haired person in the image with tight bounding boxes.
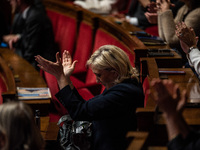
[35,45,144,150]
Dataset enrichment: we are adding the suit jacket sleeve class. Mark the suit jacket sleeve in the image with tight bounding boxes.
[55,82,144,121]
[158,5,200,48]
[187,48,200,77]
[168,131,200,150]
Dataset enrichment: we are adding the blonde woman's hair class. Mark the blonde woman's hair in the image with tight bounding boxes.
[0,101,44,150]
[86,45,139,84]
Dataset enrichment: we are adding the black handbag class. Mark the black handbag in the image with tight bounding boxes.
[57,115,92,150]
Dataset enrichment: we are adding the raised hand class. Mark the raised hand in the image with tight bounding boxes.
[35,52,64,80]
[175,22,198,53]
[62,50,78,78]
[156,0,174,13]
[150,79,187,115]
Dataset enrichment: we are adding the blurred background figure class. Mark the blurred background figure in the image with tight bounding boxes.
[150,78,200,150]
[2,0,57,70]
[112,0,183,30]
[0,0,11,43]
[0,101,45,150]
[145,0,200,65]
[73,0,117,14]
[176,22,200,79]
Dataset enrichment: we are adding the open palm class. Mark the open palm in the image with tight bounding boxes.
[62,50,77,78]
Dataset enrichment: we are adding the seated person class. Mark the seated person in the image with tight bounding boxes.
[74,0,117,14]
[112,0,153,29]
[110,0,131,14]
[145,0,200,64]
[151,78,200,150]
[0,101,44,150]
[175,22,200,78]
[3,0,57,70]
[35,45,144,150]
[113,0,182,30]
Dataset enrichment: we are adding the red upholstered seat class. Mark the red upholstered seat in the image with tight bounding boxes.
[46,9,59,36]
[0,75,7,104]
[145,25,159,37]
[142,77,150,107]
[46,10,77,56]
[72,22,93,77]
[44,71,68,116]
[55,14,77,55]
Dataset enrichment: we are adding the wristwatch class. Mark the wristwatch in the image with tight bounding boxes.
[188,46,197,54]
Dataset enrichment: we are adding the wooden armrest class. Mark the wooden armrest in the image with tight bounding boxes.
[45,122,59,141]
[126,131,149,150]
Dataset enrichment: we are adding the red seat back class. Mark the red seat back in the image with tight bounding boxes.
[46,9,77,56]
[73,22,93,75]
[0,75,7,104]
[142,77,150,107]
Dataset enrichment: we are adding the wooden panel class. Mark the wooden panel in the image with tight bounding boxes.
[0,48,50,115]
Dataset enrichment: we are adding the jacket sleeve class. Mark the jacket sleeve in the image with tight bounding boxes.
[168,131,200,150]
[187,48,200,76]
[158,10,177,46]
[55,83,144,121]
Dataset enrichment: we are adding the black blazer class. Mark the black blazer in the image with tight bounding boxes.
[56,78,144,150]
[12,6,57,68]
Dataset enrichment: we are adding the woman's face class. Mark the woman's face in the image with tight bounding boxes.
[92,67,117,89]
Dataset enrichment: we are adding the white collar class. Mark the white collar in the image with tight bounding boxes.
[22,6,30,19]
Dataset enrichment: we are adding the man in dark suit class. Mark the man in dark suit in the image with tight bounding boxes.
[3,0,57,70]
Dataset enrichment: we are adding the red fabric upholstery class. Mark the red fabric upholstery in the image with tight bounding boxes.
[44,72,68,116]
[46,9,60,35]
[142,77,150,107]
[0,76,7,104]
[145,25,159,37]
[46,10,77,56]
[72,22,93,76]
[55,14,77,55]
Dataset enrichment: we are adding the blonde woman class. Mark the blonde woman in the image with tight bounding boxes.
[35,45,144,150]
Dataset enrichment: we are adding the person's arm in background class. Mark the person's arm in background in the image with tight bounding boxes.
[150,78,200,150]
[176,22,200,76]
[151,79,188,140]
